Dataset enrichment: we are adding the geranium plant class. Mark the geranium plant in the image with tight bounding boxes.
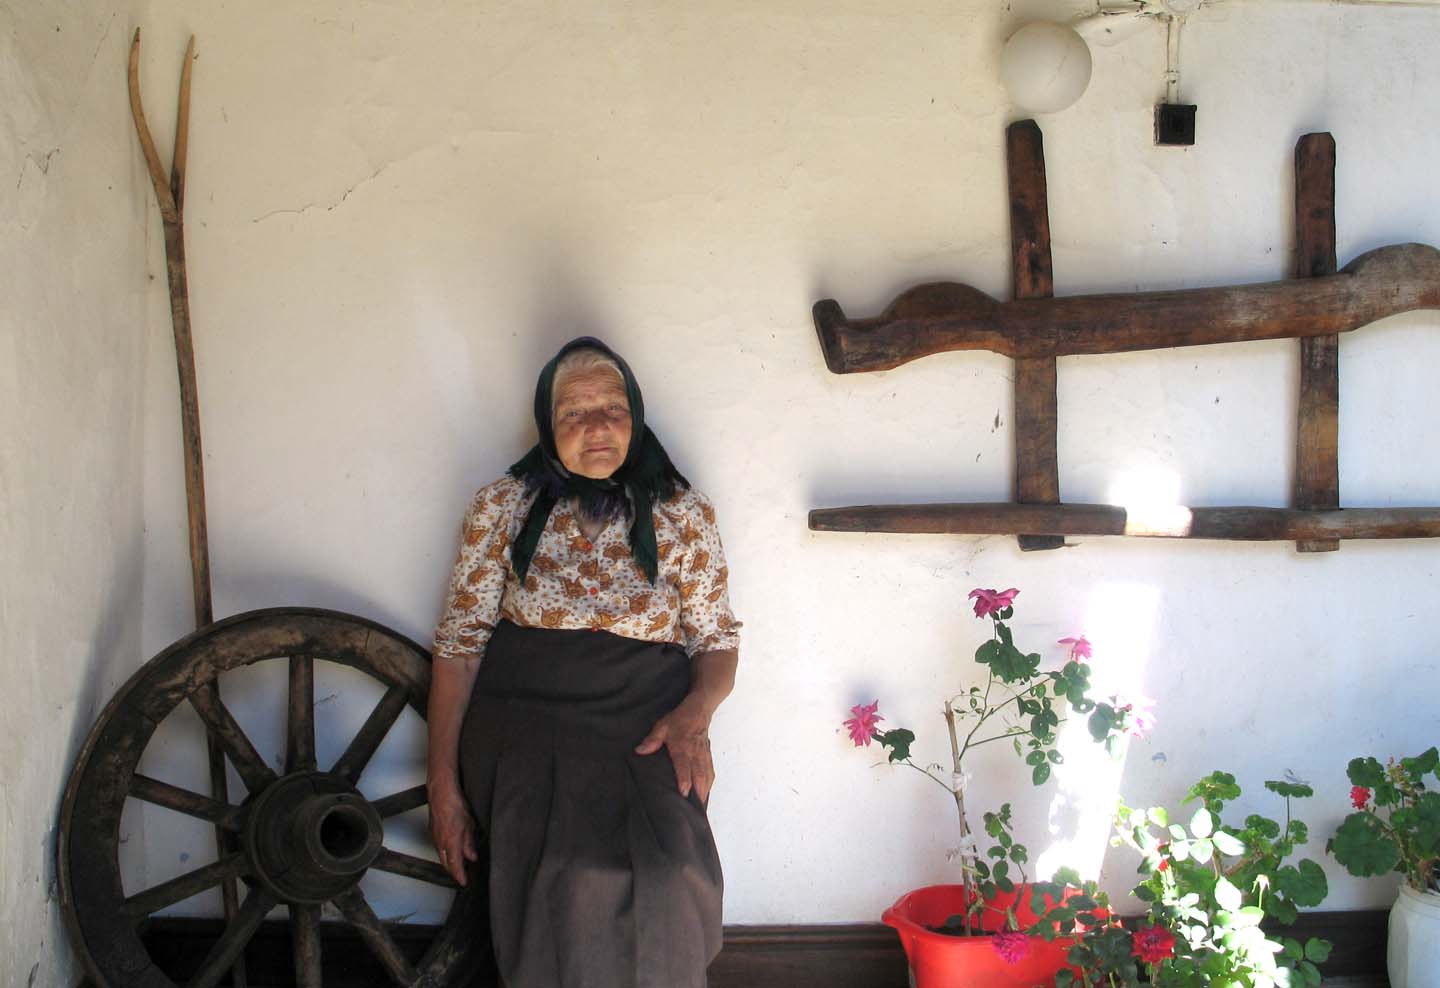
[1328,746,1440,894]
[1029,771,1332,988]
[843,587,1149,936]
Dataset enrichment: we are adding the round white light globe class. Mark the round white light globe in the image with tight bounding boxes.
[999,22,1093,114]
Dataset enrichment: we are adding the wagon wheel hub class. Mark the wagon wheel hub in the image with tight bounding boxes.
[244,772,384,904]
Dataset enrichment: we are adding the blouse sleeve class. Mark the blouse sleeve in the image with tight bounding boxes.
[432,479,522,662]
[677,492,743,658]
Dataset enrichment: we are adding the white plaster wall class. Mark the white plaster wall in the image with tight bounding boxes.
[1,3,152,985]
[130,0,1440,930]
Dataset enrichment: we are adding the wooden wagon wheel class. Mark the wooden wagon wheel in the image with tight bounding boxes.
[59,608,490,988]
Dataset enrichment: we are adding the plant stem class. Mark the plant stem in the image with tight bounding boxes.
[943,700,975,936]
[898,758,959,796]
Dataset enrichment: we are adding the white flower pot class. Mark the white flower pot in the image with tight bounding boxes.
[1389,884,1440,988]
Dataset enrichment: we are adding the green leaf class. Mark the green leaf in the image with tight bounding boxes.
[1266,779,1314,799]
[1303,938,1332,963]
[1236,906,1266,928]
[1032,762,1052,786]
[877,728,915,763]
[988,846,1006,860]
[1026,750,1047,766]
[994,861,1009,881]
[1414,791,1440,852]
[1346,756,1386,787]
[1186,771,1240,810]
[1190,838,1214,862]
[1149,807,1170,827]
[1010,845,1029,864]
[1328,812,1401,877]
[1047,750,1064,765]
[1403,746,1439,778]
[976,639,1001,667]
[1276,859,1329,908]
[1191,807,1214,839]
[1087,708,1113,742]
[1269,898,1299,926]
[1213,830,1246,856]
[1215,876,1243,911]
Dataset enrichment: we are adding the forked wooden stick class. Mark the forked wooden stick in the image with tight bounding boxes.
[128,31,246,988]
[129,29,210,627]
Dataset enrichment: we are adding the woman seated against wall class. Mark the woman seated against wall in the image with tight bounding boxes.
[426,337,742,988]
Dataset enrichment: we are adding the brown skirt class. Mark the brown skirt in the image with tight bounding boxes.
[459,620,723,988]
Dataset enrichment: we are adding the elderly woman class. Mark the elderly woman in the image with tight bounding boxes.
[427,337,741,988]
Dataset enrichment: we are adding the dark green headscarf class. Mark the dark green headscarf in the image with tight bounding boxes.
[507,337,689,585]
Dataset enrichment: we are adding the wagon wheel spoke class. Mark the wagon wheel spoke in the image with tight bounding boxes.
[290,902,323,988]
[185,886,276,988]
[122,853,247,919]
[286,654,317,773]
[129,773,242,830]
[332,885,419,985]
[371,784,428,819]
[371,847,459,888]
[189,686,278,792]
[331,683,410,783]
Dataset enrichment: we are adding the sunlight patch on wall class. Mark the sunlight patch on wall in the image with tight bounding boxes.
[1038,579,1162,880]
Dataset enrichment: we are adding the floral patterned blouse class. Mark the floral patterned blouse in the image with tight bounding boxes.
[433,475,742,663]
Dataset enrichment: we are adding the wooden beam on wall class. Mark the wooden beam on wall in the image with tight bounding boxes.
[1294,133,1341,553]
[809,502,1440,541]
[1006,120,1065,552]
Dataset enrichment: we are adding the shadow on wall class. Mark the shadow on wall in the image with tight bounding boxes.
[63,525,146,789]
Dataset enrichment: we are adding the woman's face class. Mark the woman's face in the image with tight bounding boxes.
[552,368,632,479]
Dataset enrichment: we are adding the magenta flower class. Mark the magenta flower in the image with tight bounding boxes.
[991,930,1031,964]
[1351,785,1372,810]
[968,587,1019,619]
[1058,635,1092,660]
[843,701,883,747]
[1114,695,1157,738]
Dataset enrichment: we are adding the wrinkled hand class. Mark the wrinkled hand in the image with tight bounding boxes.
[428,779,479,886]
[635,693,716,803]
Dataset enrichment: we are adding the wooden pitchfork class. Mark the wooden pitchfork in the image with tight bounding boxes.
[128,30,248,987]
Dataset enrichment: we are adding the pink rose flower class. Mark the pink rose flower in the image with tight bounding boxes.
[991,930,1031,964]
[1351,785,1372,810]
[1058,635,1092,660]
[843,701,883,747]
[968,587,1019,619]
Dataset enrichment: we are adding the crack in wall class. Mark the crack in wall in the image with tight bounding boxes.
[249,161,394,224]
[15,148,61,190]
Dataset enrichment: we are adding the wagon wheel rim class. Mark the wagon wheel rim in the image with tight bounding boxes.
[58,607,489,988]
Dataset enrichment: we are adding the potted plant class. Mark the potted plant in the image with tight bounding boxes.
[1327,747,1440,988]
[843,587,1147,987]
[1029,771,1332,988]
